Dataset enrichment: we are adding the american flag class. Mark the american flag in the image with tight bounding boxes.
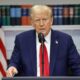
[0,25,7,79]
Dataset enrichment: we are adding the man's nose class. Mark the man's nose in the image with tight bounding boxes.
[40,20,44,26]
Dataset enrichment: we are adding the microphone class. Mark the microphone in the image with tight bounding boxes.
[38,33,45,43]
[38,33,45,76]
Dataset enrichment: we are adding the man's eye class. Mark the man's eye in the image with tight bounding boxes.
[35,19,40,22]
[43,18,47,21]
[36,19,40,21]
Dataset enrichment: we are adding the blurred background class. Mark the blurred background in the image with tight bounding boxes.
[0,0,80,79]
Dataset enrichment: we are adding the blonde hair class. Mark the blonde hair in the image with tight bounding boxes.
[29,5,52,18]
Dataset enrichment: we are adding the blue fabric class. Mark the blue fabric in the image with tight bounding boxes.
[9,29,80,76]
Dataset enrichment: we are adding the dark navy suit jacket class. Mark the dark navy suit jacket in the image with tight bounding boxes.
[9,29,80,76]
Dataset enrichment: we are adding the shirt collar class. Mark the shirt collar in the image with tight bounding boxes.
[45,30,51,43]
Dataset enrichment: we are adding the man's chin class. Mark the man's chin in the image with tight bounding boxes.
[37,31,46,36]
[40,32,46,35]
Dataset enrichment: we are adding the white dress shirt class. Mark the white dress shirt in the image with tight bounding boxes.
[36,31,51,77]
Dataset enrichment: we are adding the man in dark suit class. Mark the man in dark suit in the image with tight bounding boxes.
[7,5,80,77]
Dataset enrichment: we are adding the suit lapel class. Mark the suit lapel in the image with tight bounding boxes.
[29,30,37,76]
[50,30,59,76]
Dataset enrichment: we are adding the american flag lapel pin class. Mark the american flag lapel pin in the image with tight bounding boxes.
[55,40,58,44]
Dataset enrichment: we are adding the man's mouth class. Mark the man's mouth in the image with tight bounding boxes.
[39,29,46,34]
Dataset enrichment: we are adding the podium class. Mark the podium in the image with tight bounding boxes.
[2,77,80,80]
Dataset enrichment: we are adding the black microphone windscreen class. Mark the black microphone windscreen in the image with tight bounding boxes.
[38,33,45,43]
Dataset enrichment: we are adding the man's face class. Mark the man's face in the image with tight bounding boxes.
[31,11,53,36]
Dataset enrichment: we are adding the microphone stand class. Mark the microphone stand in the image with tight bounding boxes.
[38,33,45,76]
[41,39,44,76]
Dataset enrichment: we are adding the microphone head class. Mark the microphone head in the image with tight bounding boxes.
[38,33,45,43]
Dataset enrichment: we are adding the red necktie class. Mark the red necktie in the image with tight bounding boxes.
[39,43,49,76]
